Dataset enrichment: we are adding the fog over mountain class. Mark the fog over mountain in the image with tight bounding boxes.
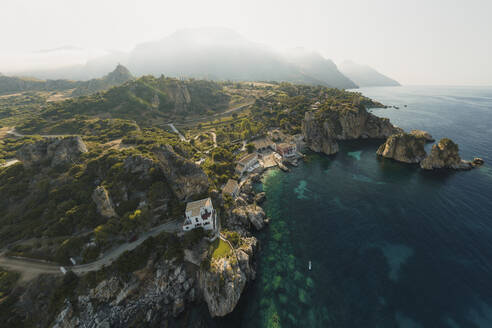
[339,61,400,87]
[10,28,364,89]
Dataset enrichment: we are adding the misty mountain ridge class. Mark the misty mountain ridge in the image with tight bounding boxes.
[9,28,400,89]
[339,60,400,87]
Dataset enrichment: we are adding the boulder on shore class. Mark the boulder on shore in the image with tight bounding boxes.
[376,132,427,163]
[231,205,267,230]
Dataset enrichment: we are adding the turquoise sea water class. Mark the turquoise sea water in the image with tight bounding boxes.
[206,86,492,328]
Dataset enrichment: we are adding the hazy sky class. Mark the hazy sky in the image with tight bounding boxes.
[1,0,491,85]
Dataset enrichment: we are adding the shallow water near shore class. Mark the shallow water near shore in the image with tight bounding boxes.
[205,86,492,327]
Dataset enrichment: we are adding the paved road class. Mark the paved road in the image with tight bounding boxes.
[0,219,181,280]
[0,159,19,168]
[7,128,71,139]
[210,131,217,148]
[168,123,187,141]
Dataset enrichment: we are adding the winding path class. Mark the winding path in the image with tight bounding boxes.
[0,219,181,281]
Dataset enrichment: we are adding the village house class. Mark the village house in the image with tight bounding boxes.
[276,142,297,158]
[235,153,260,176]
[222,179,239,198]
[183,197,217,231]
[251,137,276,153]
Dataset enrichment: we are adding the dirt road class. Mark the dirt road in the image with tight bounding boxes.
[0,219,181,281]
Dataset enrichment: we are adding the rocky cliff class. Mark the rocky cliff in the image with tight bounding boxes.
[410,130,435,142]
[302,106,402,155]
[199,237,258,317]
[420,138,472,170]
[376,132,427,163]
[52,258,196,327]
[16,136,87,167]
[92,185,118,218]
[153,145,209,200]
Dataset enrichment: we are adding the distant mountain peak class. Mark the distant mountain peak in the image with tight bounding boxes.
[102,64,133,85]
[339,61,400,87]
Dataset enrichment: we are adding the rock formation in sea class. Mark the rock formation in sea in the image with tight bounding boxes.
[420,138,474,170]
[376,132,427,163]
[302,106,402,155]
[409,129,435,142]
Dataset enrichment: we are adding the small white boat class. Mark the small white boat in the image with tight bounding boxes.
[308,261,312,271]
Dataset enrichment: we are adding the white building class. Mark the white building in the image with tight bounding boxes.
[183,197,217,231]
[235,153,259,176]
[276,142,297,158]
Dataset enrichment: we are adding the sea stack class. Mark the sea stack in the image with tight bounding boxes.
[420,138,472,170]
[376,132,427,163]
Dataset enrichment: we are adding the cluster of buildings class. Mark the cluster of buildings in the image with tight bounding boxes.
[182,129,305,232]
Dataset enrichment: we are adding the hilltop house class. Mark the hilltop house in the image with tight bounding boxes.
[183,197,217,231]
[235,153,259,176]
[276,142,297,158]
[222,179,239,198]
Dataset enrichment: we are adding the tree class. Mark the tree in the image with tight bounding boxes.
[246,143,256,154]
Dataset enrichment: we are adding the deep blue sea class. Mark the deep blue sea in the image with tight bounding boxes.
[209,86,492,328]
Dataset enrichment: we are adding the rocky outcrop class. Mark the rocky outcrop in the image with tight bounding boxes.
[410,129,434,142]
[302,107,402,155]
[254,192,266,204]
[153,145,209,200]
[376,132,427,163]
[231,204,267,231]
[52,259,195,327]
[92,186,117,218]
[17,136,87,167]
[420,138,472,170]
[199,236,257,317]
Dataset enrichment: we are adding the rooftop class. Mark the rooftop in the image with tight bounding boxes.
[186,197,212,217]
[223,179,239,195]
[277,142,295,149]
[252,137,274,149]
[238,153,258,165]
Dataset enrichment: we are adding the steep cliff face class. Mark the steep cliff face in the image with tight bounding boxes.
[52,259,196,327]
[420,138,472,170]
[199,237,258,317]
[376,132,427,163]
[153,145,209,200]
[16,136,87,167]
[162,81,192,113]
[92,185,118,218]
[302,107,402,155]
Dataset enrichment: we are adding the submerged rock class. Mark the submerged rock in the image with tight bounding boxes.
[376,132,427,163]
[302,106,402,155]
[420,138,472,170]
